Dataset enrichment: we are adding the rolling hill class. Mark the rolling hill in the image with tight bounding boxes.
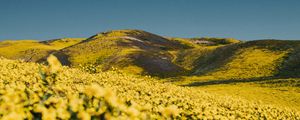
[0,30,299,80]
[53,30,194,77]
[171,40,300,86]
[0,38,84,62]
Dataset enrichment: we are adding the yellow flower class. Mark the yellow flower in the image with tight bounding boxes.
[127,107,140,117]
[69,96,83,112]
[42,107,57,120]
[78,111,91,120]
[161,105,179,117]
[104,89,120,107]
[47,54,62,73]
[34,104,46,113]
[56,107,70,120]
[1,112,24,120]
[85,84,106,98]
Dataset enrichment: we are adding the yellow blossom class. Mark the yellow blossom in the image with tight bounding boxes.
[42,108,57,120]
[161,105,179,117]
[84,84,106,98]
[47,54,62,73]
[78,111,91,120]
[1,112,24,120]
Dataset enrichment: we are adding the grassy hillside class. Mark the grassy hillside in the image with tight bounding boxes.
[168,40,300,85]
[167,37,240,46]
[0,57,299,119]
[0,30,243,77]
[56,30,205,77]
[40,38,85,49]
[0,38,84,62]
[0,40,54,62]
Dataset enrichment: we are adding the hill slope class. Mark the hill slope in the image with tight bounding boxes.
[0,30,241,77]
[171,40,300,85]
[0,38,84,62]
[195,40,300,77]
[55,30,204,77]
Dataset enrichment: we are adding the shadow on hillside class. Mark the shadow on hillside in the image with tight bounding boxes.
[276,47,300,78]
[190,40,300,77]
[114,40,189,78]
[182,76,292,87]
[183,40,300,86]
[190,43,241,76]
[104,50,187,78]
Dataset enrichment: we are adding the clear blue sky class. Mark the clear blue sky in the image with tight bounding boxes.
[0,0,300,40]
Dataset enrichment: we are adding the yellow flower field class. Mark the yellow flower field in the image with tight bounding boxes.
[0,56,299,119]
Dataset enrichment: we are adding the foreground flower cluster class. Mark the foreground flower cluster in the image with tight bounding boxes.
[0,57,299,119]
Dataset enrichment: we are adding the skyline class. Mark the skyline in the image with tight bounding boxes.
[1,0,300,41]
